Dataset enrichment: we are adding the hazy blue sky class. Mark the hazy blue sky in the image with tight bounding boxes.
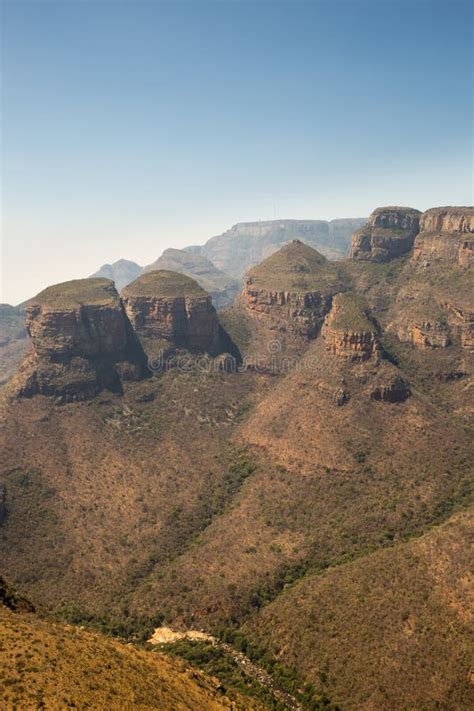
[1,0,472,303]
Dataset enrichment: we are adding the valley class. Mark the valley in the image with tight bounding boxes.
[1,205,473,710]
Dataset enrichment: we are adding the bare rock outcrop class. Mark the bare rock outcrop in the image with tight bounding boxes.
[370,372,411,402]
[322,293,379,361]
[12,278,148,401]
[349,207,421,262]
[411,321,451,349]
[122,270,221,356]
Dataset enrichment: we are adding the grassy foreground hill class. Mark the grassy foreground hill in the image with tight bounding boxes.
[0,585,266,711]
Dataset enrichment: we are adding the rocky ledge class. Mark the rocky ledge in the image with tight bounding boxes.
[349,206,421,262]
[13,278,148,401]
[122,270,222,356]
[322,293,379,361]
[412,207,474,266]
[241,241,344,339]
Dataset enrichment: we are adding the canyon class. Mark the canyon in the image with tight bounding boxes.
[1,204,473,711]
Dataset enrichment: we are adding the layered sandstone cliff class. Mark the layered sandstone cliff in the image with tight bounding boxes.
[320,293,410,402]
[12,278,148,401]
[412,206,474,266]
[388,207,474,352]
[349,206,421,262]
[122,270,221,356]
[321,293,379,362]
[241,241,345,340]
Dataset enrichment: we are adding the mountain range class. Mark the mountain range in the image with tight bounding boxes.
[1,205,473,710]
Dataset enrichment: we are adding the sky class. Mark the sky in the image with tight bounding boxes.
[1,0,472,304]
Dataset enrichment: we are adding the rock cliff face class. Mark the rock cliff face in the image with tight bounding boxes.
[417,206,474,235]
[388,207,474,353]
[241,241,345,340]
[412,207,474,266]
[369,372,411,403]
[350,207,421,262]
[319,293,411,403]
[411,321,451,349]
[122,270,221,356]
[13,279,148,401]
[321,293,379,361]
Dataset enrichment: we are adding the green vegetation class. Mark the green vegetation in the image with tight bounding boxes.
[219,305,254,352]
[123,269,207,297]
[163,637,338,710]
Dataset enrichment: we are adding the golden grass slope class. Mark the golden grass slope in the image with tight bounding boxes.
[0,602,262,710]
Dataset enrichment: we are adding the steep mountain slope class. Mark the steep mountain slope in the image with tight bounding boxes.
[1,583,261,711]
[245,511,474,711]
[0,368,269,620]
[90,258,143,290]
[0,204,472,710]
[198,218,366,278]
[132,292,470,638]
[144,248,240,309]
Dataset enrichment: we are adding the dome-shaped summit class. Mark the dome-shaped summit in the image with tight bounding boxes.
[122,270,207,299]
[122,270,221,356]
[245,240,341,293]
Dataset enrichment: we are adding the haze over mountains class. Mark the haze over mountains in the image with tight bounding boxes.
[1,215,363,387]
[90,216,365,296]
[1,204,473,709]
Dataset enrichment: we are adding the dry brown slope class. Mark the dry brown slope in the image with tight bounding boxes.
[244,511,474,711]
[123,327,471,630]
[0,369,270,624]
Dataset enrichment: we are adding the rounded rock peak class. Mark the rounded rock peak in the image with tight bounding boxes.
[29,278,119,310]
[246,240,338,292]
[122,270,207,299]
